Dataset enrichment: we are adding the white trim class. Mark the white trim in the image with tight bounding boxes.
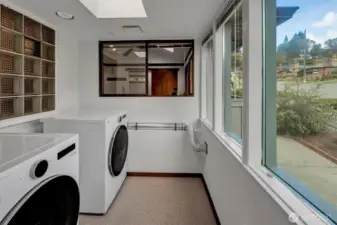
[201,119,242,160]
[200,45,207,119]
[201,118,213,131]
[242,0,262,166]
[211,23,216,131]
[218,3,243,27]
[248,167,331,225]
[213,26,224,133]
[200,119,330,225]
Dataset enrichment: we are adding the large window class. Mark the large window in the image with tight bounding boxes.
[223,4,244,141]
[99,40,194,97]
[264,0,337,222]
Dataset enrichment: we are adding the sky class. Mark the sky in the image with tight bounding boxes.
[277,0,337,46]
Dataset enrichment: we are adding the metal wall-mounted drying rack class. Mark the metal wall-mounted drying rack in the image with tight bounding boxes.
[127,122,187,131]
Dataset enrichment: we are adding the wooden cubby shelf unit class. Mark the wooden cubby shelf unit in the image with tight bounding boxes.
[0,4,56,120]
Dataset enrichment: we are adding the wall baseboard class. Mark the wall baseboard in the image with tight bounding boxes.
[200,176,221,225]
[127,172,202,178]
[127,172,221,225]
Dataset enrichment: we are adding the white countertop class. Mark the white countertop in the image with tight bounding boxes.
[0,133,76,169]
[41,109,126,121]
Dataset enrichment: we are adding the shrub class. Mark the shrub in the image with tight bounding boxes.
[232,88,243,97]
[320,99,337,110]
[277,85,337,136]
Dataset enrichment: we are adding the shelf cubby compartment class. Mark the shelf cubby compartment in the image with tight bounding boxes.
[24,96,41,115]
[0,52,22,74]
[42,61,55,78]
[0,5,23,32]
[0,97,23,120]
[24,57,41,76]
[24,17,41,40]
[24,37,41,57]
[42,95,54,112]
[0,28,23,53]
[42,25,55,45]
[42,43,54,61]
[42,78,54,94]
[0,74,23,97]
[24,77,41,95]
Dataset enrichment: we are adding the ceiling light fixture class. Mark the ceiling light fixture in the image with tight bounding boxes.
[112,48,116,51]
[56,11,75,20]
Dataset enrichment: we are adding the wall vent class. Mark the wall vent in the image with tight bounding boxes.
[122,25,143,35]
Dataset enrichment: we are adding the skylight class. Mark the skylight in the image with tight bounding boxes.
[79,0,147,18]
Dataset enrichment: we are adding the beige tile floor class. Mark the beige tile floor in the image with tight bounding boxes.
[79,177,217,225]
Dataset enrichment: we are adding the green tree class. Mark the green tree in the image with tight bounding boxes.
[310,43,322,58]
[287,31,308,59]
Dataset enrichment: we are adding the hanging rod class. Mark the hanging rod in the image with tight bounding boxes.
[127,122,187,131]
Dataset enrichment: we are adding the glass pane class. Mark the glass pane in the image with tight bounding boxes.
[102,42,146,95]
[223,5,243,141]
[264,0,337,222]
[206,40,214,123]
[147,41,193,96]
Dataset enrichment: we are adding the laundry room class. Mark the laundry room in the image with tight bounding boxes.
[0,0,213,224]
[0,0,310,225]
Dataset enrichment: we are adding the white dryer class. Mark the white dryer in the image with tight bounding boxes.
[42,109,129,214]
[0,133,80,225]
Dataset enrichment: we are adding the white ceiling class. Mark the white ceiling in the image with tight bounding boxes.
[7,0,224,40]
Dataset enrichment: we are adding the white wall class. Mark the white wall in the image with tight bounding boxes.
[79,40,203,173]
[201,123,292,225]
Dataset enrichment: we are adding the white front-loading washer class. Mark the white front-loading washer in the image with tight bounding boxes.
[0,133,80,225]
[42,109,129,214]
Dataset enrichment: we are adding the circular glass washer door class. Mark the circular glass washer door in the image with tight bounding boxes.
[108,125,129,176]
[2,176,79,225]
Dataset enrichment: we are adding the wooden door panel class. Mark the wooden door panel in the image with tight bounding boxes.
[151,69,177,96]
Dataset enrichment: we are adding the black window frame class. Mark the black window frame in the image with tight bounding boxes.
[99,39,195,97]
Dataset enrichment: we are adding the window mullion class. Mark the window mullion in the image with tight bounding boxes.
[262,0,277,167]
[242,0,263,166]
[223,23,233,132]
[214,27,224,132]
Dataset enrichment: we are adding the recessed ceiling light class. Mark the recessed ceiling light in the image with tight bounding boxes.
[112,48,116,51]
[56,11,75,20]
[109,44,114,48]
